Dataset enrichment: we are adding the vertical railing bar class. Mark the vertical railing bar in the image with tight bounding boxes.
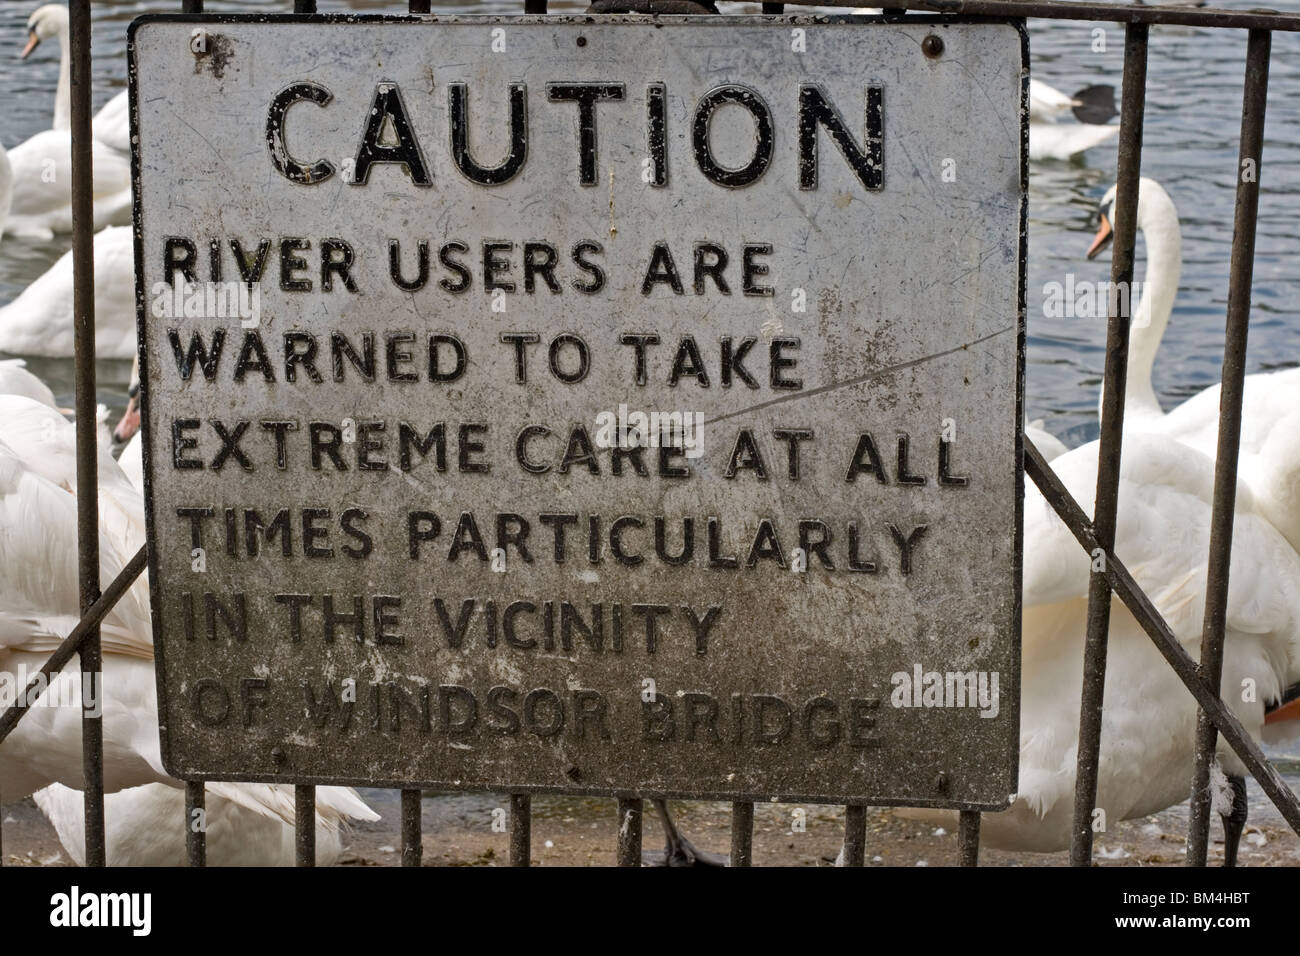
[400,789,423,867]
[524,0,548,13]
[294,0,317,14]
[69,0,105,871]
[181,0,204,13]
[762,3,787,12]
[1186,28,1272,868]
[616,798,642,866]
[842,805,866,866]
[186,781,207,867]
[958,811,981,866]
[409,0,431,12]
[1068,21,1148,868]
[729,801,754,867]
[295,785,316,866]
[509,793,531,866]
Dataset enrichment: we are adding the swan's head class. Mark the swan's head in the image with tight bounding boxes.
[21,5,67,60]
[113,354,141,444]
[1086,177,1178,260]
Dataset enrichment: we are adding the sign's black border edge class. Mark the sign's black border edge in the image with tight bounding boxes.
[128,14,1030,812]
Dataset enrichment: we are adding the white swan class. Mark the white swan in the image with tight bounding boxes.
[0,394,145,552]
[1086,177,1300,548]
[0,225,136,358]
[117,433,143,493]
[1029,79,1120,162]
[998,434,1300,851]
[0,424,379,860]
[4,7,132,239]
[903,434,1300,853]
[1026,418,1068,461]
[91,91,131,157]
[3,132,132,240]
[0,358,56,408]
[21,5,130,152]
[33,781,361,866]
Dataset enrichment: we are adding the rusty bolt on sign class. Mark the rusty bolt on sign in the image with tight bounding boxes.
[922,34,945,58]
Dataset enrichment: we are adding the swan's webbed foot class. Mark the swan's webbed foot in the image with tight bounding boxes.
[1220,774,1248,868]
[641,799,728,867]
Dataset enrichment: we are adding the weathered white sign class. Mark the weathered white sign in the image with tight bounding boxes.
[131,15,1026,806]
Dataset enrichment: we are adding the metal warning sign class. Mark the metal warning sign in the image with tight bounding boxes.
[131,15,1026,807]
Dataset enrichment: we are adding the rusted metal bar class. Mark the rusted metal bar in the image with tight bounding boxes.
[616,798,642,866]
[69,0,104,872]
[401,789,423,867]
[1025,439,1300,835]
[729,801,754,867]
[1187,28,1272,868]
[0,547,147,743]
[186,781,206,867]
[509,793,531,866]
[958,811,981,866]
[842,805,866,866]
[777,0,1300,32]
[295,785,316,866]
[1069,21,1147,868]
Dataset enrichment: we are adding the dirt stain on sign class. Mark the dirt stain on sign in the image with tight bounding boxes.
[193,32,234,80]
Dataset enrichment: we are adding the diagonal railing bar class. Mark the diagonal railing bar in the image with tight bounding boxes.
[1024,439,1300,836]
[1187,27,1272,868]
[0,546,148,746]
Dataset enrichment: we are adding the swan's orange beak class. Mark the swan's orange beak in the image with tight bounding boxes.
[20,31,39,60]
[1086,213,1113,260]
[1264,695,1300,726]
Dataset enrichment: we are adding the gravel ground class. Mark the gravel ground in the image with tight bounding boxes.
[5,785,1297,867]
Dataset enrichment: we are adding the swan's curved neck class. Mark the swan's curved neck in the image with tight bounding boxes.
[1105,199,1182,426]
[52,19,71,132]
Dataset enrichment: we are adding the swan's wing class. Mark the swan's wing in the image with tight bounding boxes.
[1026,434,1300,657]
[1163,367,1300,462]
[0,242,75,355]
[92,91,131,156]
[0,394,147,554]
[89,226,139,357]
[4,132,131,232]
[0,359,58,408]
[1028,78,1071,122]
[1025,419,1068,461]
[117,433,143,494]
[0,225,137,359]
[0,438,151,659]
[201,783,381,830]
[1029,122,1119,161]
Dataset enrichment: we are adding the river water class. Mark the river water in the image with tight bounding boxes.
[0,0,1295,827]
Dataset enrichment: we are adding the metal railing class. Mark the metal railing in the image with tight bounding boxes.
[2,0,1299,869]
